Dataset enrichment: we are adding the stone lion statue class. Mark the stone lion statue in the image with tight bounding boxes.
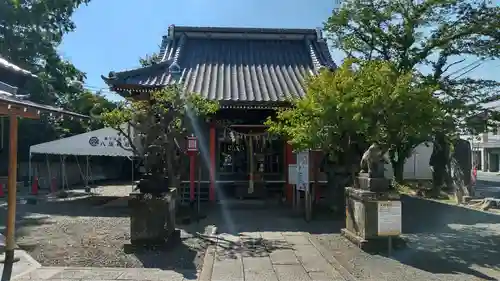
[360,143,387,178]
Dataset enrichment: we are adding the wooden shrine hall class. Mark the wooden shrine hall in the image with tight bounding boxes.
[102,25,336,203]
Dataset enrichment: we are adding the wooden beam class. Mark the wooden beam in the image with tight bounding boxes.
[0,103,40,119]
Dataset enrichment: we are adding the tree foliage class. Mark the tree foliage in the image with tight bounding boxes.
[0,0,119,163]
[322,0,499,185]
[101,86,219,189]
[0,0,91,104]
[266,59,444,182]
[325,0,499,134]
[139,52,161,67]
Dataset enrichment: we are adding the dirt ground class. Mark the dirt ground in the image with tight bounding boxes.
[0,184,211,271]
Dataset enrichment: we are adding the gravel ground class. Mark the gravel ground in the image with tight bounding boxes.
[0,184,211,271]
[314,196,500,281]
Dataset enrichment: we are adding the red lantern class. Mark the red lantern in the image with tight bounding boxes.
[187,135,198,152]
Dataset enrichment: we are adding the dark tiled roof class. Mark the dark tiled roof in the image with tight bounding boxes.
[103,26,336,102]
[0,56,37,78]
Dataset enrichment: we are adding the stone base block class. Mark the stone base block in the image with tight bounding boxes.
[357,175,390,192]
[124,230,181,253]
[341,228,406,254]
[129,190,177,247]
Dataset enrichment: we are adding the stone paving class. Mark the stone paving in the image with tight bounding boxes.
[14,266,197,280]
[11,231,346,281]
[202,231,346,281]
[10,202,349,281]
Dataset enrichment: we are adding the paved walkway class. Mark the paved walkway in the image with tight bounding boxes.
[201,231,346,281]
[13,232,346,281]
[11,202,350,281]
[14,267,197,280]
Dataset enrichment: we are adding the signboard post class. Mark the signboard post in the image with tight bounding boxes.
[296,151,311,221]
[296,151,309,191]
[187,135,198,203]
[377,200,401,256]
[377,201,402,236]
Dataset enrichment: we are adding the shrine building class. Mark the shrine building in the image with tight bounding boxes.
[102,25,336,204]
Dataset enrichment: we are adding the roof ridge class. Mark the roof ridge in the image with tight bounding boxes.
[170,25,318,35]
[306,39,323,71]
[316,39,336,69]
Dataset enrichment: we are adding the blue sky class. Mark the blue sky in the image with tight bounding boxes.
[58,0,498,101]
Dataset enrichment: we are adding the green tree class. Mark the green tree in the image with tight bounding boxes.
[266,59,444,183]
[139,52,161,67]
[54,91,118,137]
[0,0,116,163]
[101,85,218,190]
[325,0,499,185]
[0,0,91,104]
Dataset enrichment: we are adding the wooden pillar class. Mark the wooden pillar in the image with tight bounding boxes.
[209,122,216,202]
[2,114,19,277]
[285,143,295,203]
[189,152,196,202]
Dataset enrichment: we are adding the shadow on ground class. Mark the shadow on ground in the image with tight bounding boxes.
[17,195,130,217]
[127,241,201,279]
[394,195,500,280]
[203,201,343,236]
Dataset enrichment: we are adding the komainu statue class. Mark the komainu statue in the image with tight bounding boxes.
[360,143,387,178]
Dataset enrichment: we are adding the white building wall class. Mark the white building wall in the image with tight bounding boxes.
[384,142,434,180]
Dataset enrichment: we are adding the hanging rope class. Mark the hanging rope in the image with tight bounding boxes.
[0,117,4,150]
[223,126,269,138]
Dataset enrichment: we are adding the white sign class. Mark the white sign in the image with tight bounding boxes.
[88,135,130,148]
[288,164,297,185]
[377,201,402,236]
[296,151,309,191]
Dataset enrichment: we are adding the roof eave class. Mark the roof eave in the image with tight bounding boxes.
[0,57,38,78]
[0,98,89,119]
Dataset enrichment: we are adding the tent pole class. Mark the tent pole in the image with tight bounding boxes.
[63,156,67,190]
[28,153,32,194]
[86,156,89,187]
[59,156,63,190]
[46,154,51,192]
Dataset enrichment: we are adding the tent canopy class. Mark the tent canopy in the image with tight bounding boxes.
[29,127,135,157]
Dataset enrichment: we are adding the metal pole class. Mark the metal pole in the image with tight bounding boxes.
[2,114,19,281]
[46,154,51,191]
[28,154,31,194]
[197,153,201,222]
[131,158,134,192]
[388,236,393,257]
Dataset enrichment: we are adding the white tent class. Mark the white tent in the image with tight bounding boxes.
[29,126,137,191]
[29,127,134,157]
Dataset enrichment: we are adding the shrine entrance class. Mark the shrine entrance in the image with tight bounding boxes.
[215,110,286,200]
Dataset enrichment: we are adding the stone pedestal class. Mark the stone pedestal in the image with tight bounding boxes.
[128,188,180,247]
[356,173,391,192]
[341,186,405,253]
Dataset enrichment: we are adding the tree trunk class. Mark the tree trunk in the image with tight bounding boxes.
[392,159,404,184]
[430,133,449,195]
[165,142,179,190]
